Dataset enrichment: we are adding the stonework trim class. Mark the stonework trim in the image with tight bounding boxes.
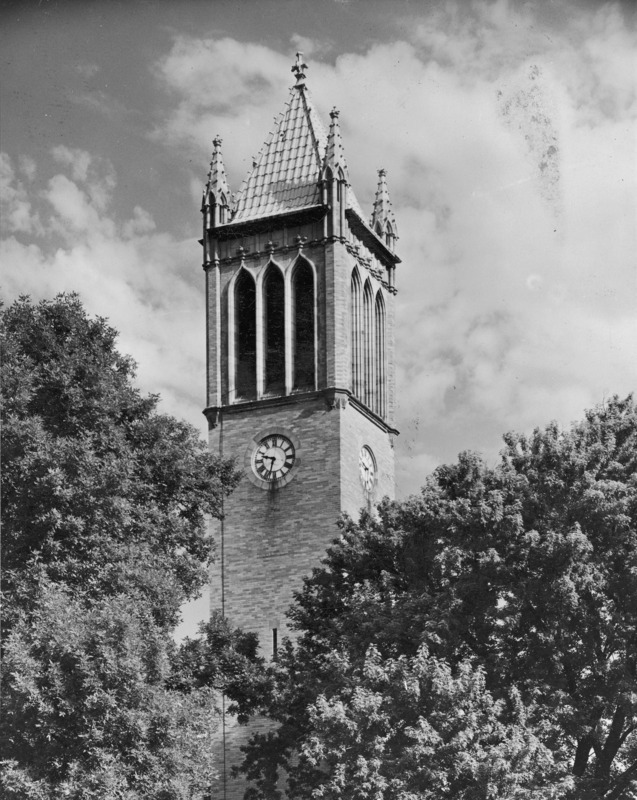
[203,387,399,436]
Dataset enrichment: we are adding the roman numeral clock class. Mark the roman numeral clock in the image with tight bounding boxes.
[201,53,400,799]
[250,433,297,486]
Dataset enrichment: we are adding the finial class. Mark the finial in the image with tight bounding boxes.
[330,107,340,120]
[371,168,398,249]
[213,135,222,149]
[291,52,308,87]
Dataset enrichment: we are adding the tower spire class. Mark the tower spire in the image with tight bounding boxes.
[203,136,232,224]
[370,168,398,250]
[322,107,350,182]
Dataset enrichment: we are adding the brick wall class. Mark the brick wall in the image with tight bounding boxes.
[204,217,398,799]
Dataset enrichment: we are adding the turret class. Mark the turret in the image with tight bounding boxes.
[321,107,350,239]
[370,168,398,252]
[202,136,232,261]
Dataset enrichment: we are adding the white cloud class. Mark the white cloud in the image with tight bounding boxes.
[76,62,100,79]
[0,153,42,235]
[148,14,636,499]
[1,151,207,437]
[4,2,635,506]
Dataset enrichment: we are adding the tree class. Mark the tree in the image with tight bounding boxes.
[0,295,247,798]
[240,396,637,799]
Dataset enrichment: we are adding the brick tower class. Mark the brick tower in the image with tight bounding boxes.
[202,54,400,798]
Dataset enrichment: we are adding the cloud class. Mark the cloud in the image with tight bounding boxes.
[0,153,42,235]
[76,62,100,79]
[4,1,635,506]
[1,150,206,436]
[149,11,635,498]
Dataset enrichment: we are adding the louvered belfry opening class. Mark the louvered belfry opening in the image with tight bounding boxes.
[351,269,363,398]
[235,270,257,400]
[375,291,386,418]
[350,269,387,419]
[292,260,315,390]
[362,280,374,410]
[264,265,285,395]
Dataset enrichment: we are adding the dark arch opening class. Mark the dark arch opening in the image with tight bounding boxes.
[351,269,362,399]
[293,260,315,390]
[363,280,374,409]
[375,291,386,418]
[235,270,256,400]
[264,266,285,395]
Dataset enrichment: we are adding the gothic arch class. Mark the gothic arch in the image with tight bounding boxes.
[232,268,257,400]
[374,290,386,418]
[351,267,363,399]
[291,256,316,391]
[362,279,375,409]
[262,262,285,395]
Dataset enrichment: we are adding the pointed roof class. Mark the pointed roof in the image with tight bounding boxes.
[322,108,349,181]
[204,136,231,206]
[370,169,397,238]
[231,55,328,223]
[230,54,369,225]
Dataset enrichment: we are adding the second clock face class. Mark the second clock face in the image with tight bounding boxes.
[253,434,296,482]
[359,445,376,493]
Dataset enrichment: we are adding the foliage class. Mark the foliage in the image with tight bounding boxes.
[241,396,637,799]
[2,582,217,800]
[0,295,244,799]
[170,612,270,724]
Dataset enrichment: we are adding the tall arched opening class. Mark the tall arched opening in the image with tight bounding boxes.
[234,270,257,400]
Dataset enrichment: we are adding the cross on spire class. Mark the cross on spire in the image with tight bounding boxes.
[291,52,308,87]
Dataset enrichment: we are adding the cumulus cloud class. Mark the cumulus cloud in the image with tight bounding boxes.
[151,5,635,495]
[4,1,635,503]
[1,149,206,436]
[0,153,42,235]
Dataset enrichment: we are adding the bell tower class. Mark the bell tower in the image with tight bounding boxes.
[202,54,400,796]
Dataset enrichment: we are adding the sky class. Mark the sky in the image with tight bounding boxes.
[2,0,636,636]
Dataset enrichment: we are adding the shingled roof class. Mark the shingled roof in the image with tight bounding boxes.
[230,54,363,225]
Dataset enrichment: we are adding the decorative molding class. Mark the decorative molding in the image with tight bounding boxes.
[217,237,327,267]
[203,407,220,429]
[325,388,349,410]
[204,389,399,435]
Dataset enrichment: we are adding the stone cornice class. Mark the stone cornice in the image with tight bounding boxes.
[203,387,399,436]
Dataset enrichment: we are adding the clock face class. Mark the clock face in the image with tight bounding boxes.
[359,446,376,493]
[253,434,296,482]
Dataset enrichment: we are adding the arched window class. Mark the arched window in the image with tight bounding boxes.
[292,260,315,390]
[351,269,362,399]
[235,270,256,400]
[363,280,374,409]
[264,265,285,395]
[375,291,386,418]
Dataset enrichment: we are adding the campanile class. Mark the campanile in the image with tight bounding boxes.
[202,54,400,795]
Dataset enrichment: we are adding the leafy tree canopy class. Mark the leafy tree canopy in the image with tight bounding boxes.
[242,396,637,800]
[0,295,256,799]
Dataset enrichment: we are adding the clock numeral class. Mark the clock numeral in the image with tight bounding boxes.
[253,435,296,483]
